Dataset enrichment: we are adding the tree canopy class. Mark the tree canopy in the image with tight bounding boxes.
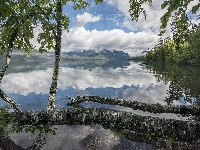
[0,0,69,56]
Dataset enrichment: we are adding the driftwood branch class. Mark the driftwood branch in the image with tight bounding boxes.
[0,107,199,149]
[66,96,200,116]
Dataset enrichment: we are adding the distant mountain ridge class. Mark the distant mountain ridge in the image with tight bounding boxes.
[61,49,130,59]
[11,49,132,59]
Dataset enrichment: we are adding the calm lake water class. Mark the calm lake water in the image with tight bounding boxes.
[0,52,199,149]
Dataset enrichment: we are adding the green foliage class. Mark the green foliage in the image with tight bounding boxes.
[7,124,57,137]
[129,0,199,36]
[112,129,126,138]
[167,137,173,147]
[191,3,200,14]
[70,0,90,10]
[144,24,200,64]
[0,106,11,128]
[0,0,70,56]
[146,132,152,140]
[128,0,153,21]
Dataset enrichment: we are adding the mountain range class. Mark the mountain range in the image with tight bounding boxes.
[61,49,130,60]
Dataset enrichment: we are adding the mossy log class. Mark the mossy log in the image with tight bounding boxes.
[8,108,200,142]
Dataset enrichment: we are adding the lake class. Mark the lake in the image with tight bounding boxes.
[0,52,200,149]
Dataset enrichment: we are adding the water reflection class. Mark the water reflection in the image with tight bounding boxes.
[0,53,170,111]
[1,53,200,149]
[145,61,200,105]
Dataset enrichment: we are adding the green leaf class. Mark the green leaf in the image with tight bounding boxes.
[146,132,152,139]
[191,4,200,14]
[167,137,173,146]
[161,1,169,9]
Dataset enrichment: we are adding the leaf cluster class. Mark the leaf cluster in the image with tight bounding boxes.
[128,0,200,36]
[0,106,12,128]
[159,1,199,36]
[128,0,153,21]
[0,0,68,56]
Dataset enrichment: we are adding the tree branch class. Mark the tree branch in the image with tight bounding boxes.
[66,96,200,117]
[0,88,22,112]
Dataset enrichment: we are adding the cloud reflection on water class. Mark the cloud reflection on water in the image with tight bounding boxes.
[0,61,169,105]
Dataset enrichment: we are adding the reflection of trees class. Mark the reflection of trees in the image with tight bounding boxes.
[165,76,183,105]
[145,61,200,104]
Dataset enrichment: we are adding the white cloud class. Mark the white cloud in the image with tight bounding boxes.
[30,23,159,57]
[29,1,170,56]
[105,0,167,33]
[62,27,158,56]
[75,12,101,27]
[105,0,199,35]
[29,0,199,57]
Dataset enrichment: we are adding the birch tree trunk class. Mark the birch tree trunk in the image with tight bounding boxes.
[0,29,21,112]
[0,29,18,82]
[47,1,62,111]
[0,89,21,112]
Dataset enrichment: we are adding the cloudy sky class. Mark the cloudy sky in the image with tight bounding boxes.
[28,0,200,57]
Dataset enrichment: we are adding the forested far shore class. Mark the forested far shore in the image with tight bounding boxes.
[144,24,200,64]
